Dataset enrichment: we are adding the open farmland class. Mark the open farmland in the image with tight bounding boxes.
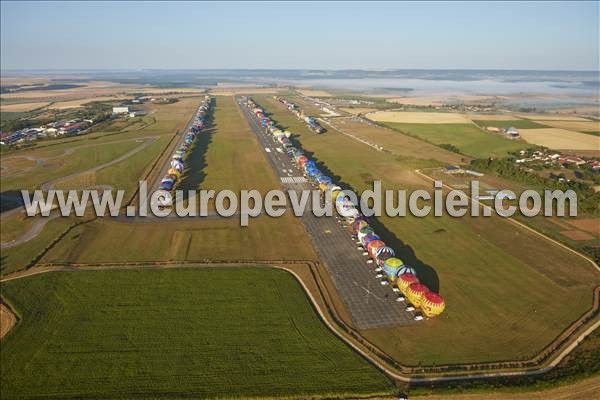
[0,101,50,112]
[254,94,600,365]
[518,128,600,151]
[533,119,600,134]
[367,111,472,124]
[473,119,549,129]
[340,107,379,115]
[380,122,524,157]
[0,268,392,399]
[326,117,464,166]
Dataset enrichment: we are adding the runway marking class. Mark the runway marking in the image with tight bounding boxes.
[280,176,308,183]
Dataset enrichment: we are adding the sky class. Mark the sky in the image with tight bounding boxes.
[1,1,598,71]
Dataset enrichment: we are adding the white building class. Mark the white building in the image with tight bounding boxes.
[112,106,129,114]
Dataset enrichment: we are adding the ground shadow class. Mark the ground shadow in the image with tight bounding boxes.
[177,98,216,200]
[292,137,440,292]
[0,191,24,213]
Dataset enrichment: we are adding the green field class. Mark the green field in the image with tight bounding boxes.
[381,122,525,158]
[254,95,600,365]
[1,268,392,399]
[1,95,316,273]
[473,119,549,129]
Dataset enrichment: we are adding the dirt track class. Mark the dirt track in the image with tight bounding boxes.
[0,303,16,340]
[413,375,600,400]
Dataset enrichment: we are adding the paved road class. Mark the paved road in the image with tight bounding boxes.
[237,97,413,329]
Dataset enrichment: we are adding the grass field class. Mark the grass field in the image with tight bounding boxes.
[473,119,549,129]
[368,111,471,124]
[42,214,316,264]
[197,96,282,204]
[0,268,392,399]
[254,95,600,365]
[518,128,599,151]
[327,118,464,166]
[1,140,143,192]
[381,122,525,158]
[18,95,316,267]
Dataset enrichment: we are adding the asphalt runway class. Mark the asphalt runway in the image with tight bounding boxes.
[237,97,414,329]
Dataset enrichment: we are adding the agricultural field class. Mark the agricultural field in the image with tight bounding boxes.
[381,122,525,158]
[518,128,599,151]
[296,89,333,97]
[0,268,392,399]
[254,95,600,365]
[0,101,50,112]
[340,107,379,115]
[533,119,600,134]
[367,111,472,124]
[326,117,464,166]
[473,119,549,129]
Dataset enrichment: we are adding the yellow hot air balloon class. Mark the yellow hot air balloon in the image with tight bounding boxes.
[421,292,445,317]
[405,283,429,307]
[397,273,419,294]
[167,168,181,178]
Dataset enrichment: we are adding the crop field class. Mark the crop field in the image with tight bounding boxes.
[473,119,549,129]
[533,119,600,133]
[296,89,333,97]
[367,111,472,124]
[380,122,524,158]
[340,107,379,115]
[0,268,392,399]
[518,128,599,151]
[326,117,464,166]
[254,95,600,365]
[0,101,50,112]
[515,114,593,121]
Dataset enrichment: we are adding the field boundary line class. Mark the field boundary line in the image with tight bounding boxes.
[2,261,598,385]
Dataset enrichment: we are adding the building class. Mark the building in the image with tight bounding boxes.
[112,106,129,114]
[504,127,520,139]
[129,110,147,118]
[443,165,464,174]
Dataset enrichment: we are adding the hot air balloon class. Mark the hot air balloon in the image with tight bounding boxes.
[383,257,404,281]
[397,264,417,277]
[352,219,368,233]
[167,168,181,178]
[367,240,385,258]
[357,226,374,243]
[375,246,395,265]
[397,273,419,293]
[405,283,430,307]
[421,292,445,317]
[361,233,381,248]
[298,156,308,166]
